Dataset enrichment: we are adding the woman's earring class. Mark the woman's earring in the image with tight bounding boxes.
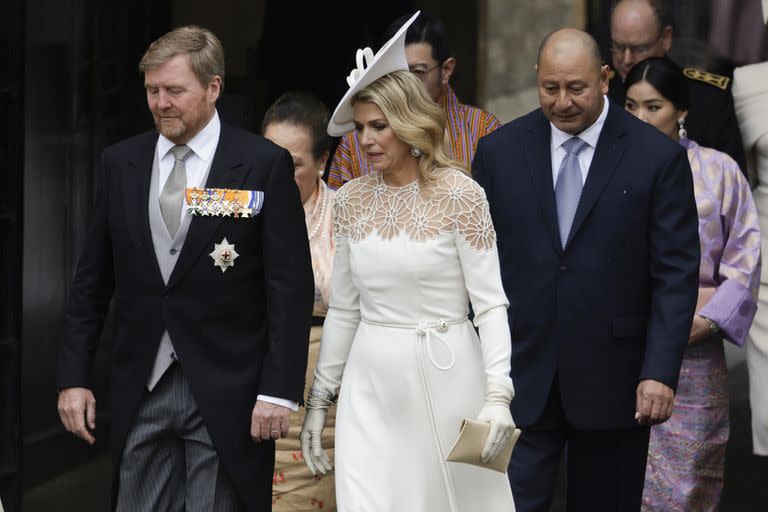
[678,117,687,140]
[410,146,423,157]
[318,169,325,178]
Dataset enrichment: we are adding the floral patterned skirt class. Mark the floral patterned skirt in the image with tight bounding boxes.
[641,337,729,511]
[272,326,336,511]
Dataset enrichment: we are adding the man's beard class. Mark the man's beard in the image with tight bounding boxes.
[155,116,187,142]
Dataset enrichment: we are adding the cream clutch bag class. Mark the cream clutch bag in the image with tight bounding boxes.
[446,419,521,473]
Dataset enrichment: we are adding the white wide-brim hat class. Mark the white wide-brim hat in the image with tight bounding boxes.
[327,11,421,136]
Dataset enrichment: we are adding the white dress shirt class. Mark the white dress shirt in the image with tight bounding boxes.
[154,111,297,411]
[550,96,610,188]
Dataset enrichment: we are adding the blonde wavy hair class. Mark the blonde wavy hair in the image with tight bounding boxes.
[352,70,464,183]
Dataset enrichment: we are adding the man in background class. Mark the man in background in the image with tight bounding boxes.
[608,0,747,174]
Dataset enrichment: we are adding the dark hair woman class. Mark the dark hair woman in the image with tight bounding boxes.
[625,56,761,510]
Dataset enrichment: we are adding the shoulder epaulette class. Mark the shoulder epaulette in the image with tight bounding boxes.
[683,68,730,90]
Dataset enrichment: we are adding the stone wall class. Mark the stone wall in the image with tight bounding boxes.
[478,0,586,122]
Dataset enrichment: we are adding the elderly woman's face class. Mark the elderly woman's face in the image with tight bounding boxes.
[352,101,412,174]
[263,122,325,204]
[625,81,687,140]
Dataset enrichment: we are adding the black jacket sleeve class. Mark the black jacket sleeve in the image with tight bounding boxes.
[639,146,701,390]
[58,151,115,390]
[257,149,314,403]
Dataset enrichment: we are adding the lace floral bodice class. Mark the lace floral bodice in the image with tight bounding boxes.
[315,166,514,397]
[333,168,496,251]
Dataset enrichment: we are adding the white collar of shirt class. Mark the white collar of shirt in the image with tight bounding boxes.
[157,110,221,190]
[550,96,610,187]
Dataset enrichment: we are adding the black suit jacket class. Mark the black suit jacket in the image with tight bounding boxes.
[473,103,700,430]
[58,123,314,509]
[608,64,747,175]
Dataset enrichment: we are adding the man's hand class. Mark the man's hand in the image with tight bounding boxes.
[635,379,674,426]
[250,400,291,443]
[57,387,96,445]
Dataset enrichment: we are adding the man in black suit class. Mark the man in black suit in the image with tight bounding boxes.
[607,0,747,174]
[473,29,700,511]
[56,26,313,511]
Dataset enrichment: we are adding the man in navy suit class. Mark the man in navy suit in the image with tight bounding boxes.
[473,29,700,511]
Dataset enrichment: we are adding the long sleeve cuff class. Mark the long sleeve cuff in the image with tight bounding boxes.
[475,306,515,396]
[699,278,757,348]
[257,394,299,412]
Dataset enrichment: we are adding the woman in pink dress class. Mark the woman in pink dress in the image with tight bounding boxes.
[624,57,762,511]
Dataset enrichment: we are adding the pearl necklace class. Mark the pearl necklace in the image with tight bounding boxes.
[307,181,329,241]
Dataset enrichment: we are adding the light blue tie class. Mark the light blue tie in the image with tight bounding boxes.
[555,137,588,248]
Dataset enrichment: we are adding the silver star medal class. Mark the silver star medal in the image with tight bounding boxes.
[209,237,239,273]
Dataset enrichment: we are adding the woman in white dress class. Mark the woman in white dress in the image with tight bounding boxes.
[299,12,516,511]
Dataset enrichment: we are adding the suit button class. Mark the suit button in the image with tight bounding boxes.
[560,264,567,271]
[170,248,178,255]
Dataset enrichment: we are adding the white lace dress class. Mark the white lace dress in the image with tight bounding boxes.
[313,168,516,511]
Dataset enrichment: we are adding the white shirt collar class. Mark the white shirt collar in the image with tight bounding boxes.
[550,96,610,151]
[157,110,221,162]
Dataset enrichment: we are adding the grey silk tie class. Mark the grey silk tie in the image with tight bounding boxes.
[160,145,192,238]
[554,137,588,248]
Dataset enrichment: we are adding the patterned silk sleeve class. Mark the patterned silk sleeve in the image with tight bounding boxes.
[481,111,502,136]
[699,155,762,347]
[328,133,357,190]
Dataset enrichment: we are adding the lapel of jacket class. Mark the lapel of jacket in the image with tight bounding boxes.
[166,123,250,289]
[566,103,628,246]
[122,132,164,280]
[524,110,563,256]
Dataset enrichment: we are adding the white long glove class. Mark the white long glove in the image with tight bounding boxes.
[299,391,333,475]
[476,382,516,463]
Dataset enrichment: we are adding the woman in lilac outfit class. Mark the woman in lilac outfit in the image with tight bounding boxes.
[624,57,762,511]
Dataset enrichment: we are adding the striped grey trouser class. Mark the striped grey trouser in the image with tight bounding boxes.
[116,362,243,511]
